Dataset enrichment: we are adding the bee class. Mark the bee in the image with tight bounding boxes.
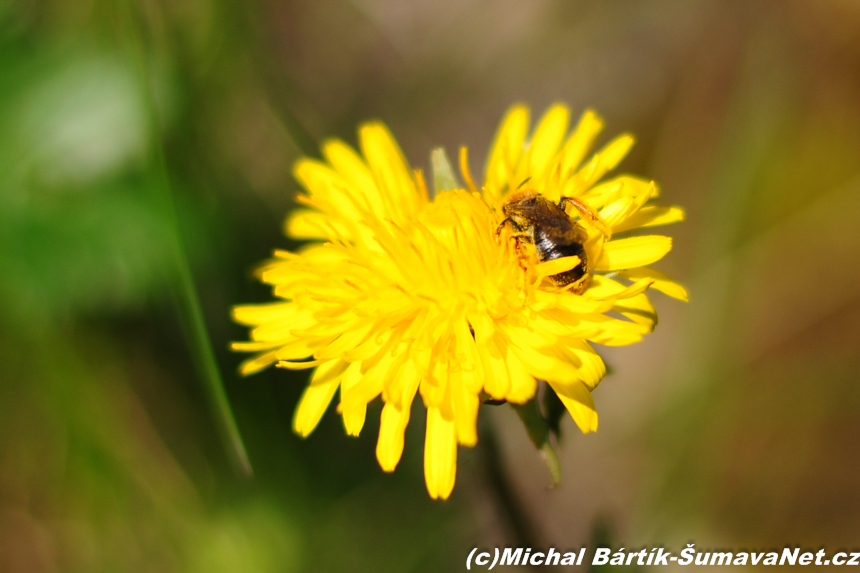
[496,190,611,293]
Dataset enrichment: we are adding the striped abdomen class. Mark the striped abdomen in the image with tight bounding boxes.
[533,225,588,286]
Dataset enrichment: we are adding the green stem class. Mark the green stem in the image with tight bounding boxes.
[479,415,540,549]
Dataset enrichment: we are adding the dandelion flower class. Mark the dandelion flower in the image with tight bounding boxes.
[232,104,685,499]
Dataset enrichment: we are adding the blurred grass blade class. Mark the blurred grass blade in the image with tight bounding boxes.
[120,0,252,476]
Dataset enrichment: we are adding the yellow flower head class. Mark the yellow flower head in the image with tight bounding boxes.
[232,104,685,499]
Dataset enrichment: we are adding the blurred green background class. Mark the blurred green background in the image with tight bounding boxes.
[2,0,860,571]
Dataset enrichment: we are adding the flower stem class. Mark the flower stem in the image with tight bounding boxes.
[479,415,540,549]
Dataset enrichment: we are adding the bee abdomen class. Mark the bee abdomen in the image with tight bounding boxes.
[534,227,588,286]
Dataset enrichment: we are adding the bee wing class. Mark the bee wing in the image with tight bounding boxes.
[532,199,573,230]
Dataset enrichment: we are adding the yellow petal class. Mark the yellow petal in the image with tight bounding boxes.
[376,402,412,472]
[359,122,418,217]
[600,182,657,230]
[593,236,672,271]
[510,342,580,385]
[231,340,284,352]
[598,196,636,229]
[424,407,457,500]
[528,104,569,178]
[285,208,348,240]
[284,209,325,239]
[237,350,279,376]
[452,372,480,446]
[341,403,366,437]
[577,314,652,346]
[549,380,598,433]
[232,302,298,326]
[619,267,688,301]
[322,138,378,205]
[292,158,340,195]
[597,134,635,173]
[572,275,656,332]
[314,320,376,360]
[562,135,634,198]
[535,294,615,316]
[473,323,511,400]
[293,378,340,436]
[450,355,482,446]
[250,312,317,342]
[382,353,420,410]
[504,350,538,404]
[348,358,391,406]
[585,276,654,301]
[277,359,325,370]
[293,159,364,223]
[525,311,592,339]
[557,340,606,390]
[484,104,530,200]
[275,337,333,361]
[613,205,685,233]
[342,326,397,362]
[612,293,657,329]
[559,108,604,178]
[451,317,484,446]
[583,273,628,297]
[579,175,653,209]
[310,359,351,386]
[533,255,581,282]
[340,362,366,437]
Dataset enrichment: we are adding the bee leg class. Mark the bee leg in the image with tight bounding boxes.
[561,274,590,295]
[495,217,523,237]
[496,219,534,258]
[559,196,612,240]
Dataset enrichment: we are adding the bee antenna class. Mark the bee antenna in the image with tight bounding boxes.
[516,177,532,190]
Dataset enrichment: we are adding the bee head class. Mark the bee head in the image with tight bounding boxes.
[502,192,542,217]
